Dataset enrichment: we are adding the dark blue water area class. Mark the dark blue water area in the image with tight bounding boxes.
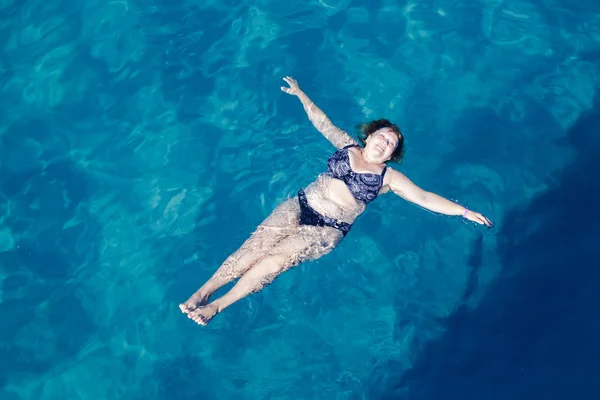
[369,92,600,400]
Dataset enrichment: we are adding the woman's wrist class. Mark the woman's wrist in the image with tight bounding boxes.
[297,90,309,102]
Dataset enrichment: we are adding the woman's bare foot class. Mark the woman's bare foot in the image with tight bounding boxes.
[179,290,211,314]
[188,304,219,326]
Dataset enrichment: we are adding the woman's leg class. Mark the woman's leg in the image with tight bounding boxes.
[180,197,301,313]
[187,225,343,325]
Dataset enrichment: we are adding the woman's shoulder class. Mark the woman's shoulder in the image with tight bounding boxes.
[382,165,404,186]
[339,138,360,149]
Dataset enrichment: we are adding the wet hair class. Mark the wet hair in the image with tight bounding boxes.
[356,119,405,163]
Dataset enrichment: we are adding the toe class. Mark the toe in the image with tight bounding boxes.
[188,307,212,326]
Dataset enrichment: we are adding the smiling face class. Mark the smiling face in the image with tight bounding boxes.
[357,119,405,164]
[364,127,401,163]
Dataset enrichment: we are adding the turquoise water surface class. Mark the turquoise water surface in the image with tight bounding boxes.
[2,0,600,399]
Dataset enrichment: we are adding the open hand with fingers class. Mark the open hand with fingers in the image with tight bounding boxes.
[464,209,492,226]
[281,76,302,96]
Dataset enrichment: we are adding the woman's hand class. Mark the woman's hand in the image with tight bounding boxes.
[281,76,302,96]
[464,209,492,226]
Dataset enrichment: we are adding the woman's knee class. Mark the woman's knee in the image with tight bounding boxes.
[255,253,288,275]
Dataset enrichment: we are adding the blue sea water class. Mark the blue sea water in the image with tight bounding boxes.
[1,0,600,398]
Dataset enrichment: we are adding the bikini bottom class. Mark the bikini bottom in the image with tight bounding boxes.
[297,189,352,237]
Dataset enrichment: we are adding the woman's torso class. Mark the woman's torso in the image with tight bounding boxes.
[303,145,390,223]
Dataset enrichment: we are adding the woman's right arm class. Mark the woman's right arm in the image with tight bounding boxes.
[281,76,356,149]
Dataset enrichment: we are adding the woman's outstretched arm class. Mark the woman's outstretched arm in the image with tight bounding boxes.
[281,76,356,149]
[386,168,492,226]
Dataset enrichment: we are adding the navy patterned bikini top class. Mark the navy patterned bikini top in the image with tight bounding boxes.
[325,144,387,204]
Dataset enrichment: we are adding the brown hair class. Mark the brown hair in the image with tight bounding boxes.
[356,119,405,163]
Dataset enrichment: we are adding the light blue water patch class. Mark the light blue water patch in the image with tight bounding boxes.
[0,226,15,252]
[1,0,599,398]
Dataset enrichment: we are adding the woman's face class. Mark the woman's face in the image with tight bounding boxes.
[364,128,399,162]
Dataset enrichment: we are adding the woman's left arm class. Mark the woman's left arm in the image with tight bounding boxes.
[387,168,492,226]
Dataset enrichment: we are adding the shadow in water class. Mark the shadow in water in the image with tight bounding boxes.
[373,90,600,400]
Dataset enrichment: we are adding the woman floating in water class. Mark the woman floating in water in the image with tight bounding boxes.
[180,76,492,326]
